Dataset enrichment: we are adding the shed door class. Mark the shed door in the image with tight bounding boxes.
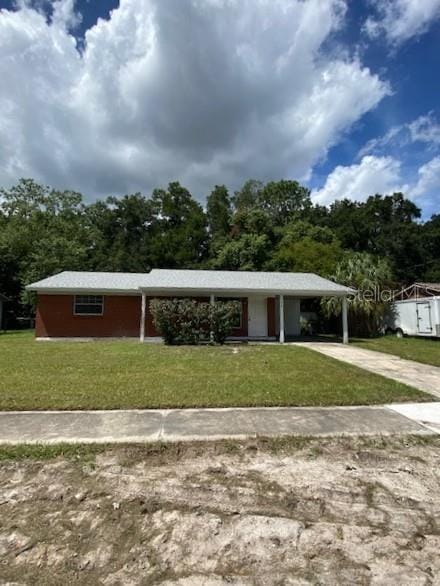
[416,302,432,334]
[248,297,268,337]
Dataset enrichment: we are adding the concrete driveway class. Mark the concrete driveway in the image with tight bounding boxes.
[295,342,440,398]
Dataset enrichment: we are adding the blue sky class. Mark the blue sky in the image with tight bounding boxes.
[0,0,439,217]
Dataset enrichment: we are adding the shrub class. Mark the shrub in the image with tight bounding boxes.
[149,298,242,345]
[210,300,241,344]
[149,299,210,345]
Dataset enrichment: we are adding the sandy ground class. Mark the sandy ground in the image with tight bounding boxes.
[0,436,440,585]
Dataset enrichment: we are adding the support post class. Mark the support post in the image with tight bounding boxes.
[210,294,215,342]
[342,296,349,344]
[140,292,146,342]
[279,294,285,343]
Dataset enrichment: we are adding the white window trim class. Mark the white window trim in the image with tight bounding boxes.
[73,295,104,317]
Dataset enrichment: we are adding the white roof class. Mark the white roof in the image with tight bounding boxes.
[27,270,353,296]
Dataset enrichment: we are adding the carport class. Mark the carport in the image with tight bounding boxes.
[138,270,355,344]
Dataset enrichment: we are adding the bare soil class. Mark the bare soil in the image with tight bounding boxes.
[1,436,440,585]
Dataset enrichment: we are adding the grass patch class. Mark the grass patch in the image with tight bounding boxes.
[353,336,440,367]
[0,331,430,410]
[0,443,107,461]
[0,435,438,463]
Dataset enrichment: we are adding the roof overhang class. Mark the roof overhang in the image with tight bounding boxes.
[29,286,355,297]
[26,287,140,295]
[138,286,355,297]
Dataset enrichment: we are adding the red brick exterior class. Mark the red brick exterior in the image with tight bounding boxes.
[35,294,141,338]
[36,294,251,338]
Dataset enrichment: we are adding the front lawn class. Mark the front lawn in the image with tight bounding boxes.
[353,336,440,367]
[0,331,429,410]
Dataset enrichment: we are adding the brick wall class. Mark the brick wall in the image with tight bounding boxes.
[35,294,141,338]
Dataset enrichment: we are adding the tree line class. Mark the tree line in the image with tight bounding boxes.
[1,177,439,321]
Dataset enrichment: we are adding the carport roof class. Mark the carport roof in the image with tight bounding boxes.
[27,270,354,297]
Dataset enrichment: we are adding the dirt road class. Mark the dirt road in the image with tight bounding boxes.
[1,437,439,585]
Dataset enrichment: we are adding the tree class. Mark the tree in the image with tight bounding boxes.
[231,208,274,239]
[258,180,311,225]
[362,193,423,282]
[232,179,263,211]
[268,221,342,275]
[206,185,232,242]
[326,199,369,251]
[321,252,394,337]
[421,214,440,281]
[148,182,208,267]
[326,193,424,281]
[212,234,270,270]
[86,194,153,272]
[270,238,342,275]
[0,179,92,307]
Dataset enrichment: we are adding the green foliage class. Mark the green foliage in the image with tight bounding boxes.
[231,208,274,238]
[269,220,343,275]
[258,180,312,225]
[150,298,241,345]
[322,252,394,337]
[206,185,232,241]
[212,234,270,270]
[148,182,208,267]
[1,176,439,324]
[270,237,343,275]
[232,179,264,211]
[0,179,92,308]
[209,300,241,344]
[150,298,210,345]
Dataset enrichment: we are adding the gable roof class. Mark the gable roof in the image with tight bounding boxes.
[26,269,353,296]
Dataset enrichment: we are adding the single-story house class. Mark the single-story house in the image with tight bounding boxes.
[26,269,354,343]
[0,294,8,330]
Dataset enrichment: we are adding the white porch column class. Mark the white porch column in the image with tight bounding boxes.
[140,292,146,342]
[279,294,285,343]
[210,294,215,342]
[342,296,349,344]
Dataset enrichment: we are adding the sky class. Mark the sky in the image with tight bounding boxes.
[0,0,439,217]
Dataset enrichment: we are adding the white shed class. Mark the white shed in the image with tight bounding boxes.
[390,283,440,338]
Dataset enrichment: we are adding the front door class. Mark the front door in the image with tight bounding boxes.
[417,302,432,334]
[248,297,268,337]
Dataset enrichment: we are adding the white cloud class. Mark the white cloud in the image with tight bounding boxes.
[312,153,440,212]
[311,155,407,205]
[358,112,440,158]
[364,0,440,45]
[408,114,440,145]
[409,156,440,199]
[52,0,82,31]
[0,0,390,200]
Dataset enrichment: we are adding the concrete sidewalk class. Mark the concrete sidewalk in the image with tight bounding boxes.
[0,405,435,444]
[295,342,440,398]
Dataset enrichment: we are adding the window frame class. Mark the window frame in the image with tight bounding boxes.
[73,295,104,317]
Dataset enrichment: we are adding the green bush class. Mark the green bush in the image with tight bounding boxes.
[210,300,241,344]
[150,298,241,345]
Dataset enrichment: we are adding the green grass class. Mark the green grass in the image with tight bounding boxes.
[0,443,108,461]
[0,331,429,410]
[353,336,440,367]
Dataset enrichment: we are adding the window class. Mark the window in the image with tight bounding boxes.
[74,295,104,316]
